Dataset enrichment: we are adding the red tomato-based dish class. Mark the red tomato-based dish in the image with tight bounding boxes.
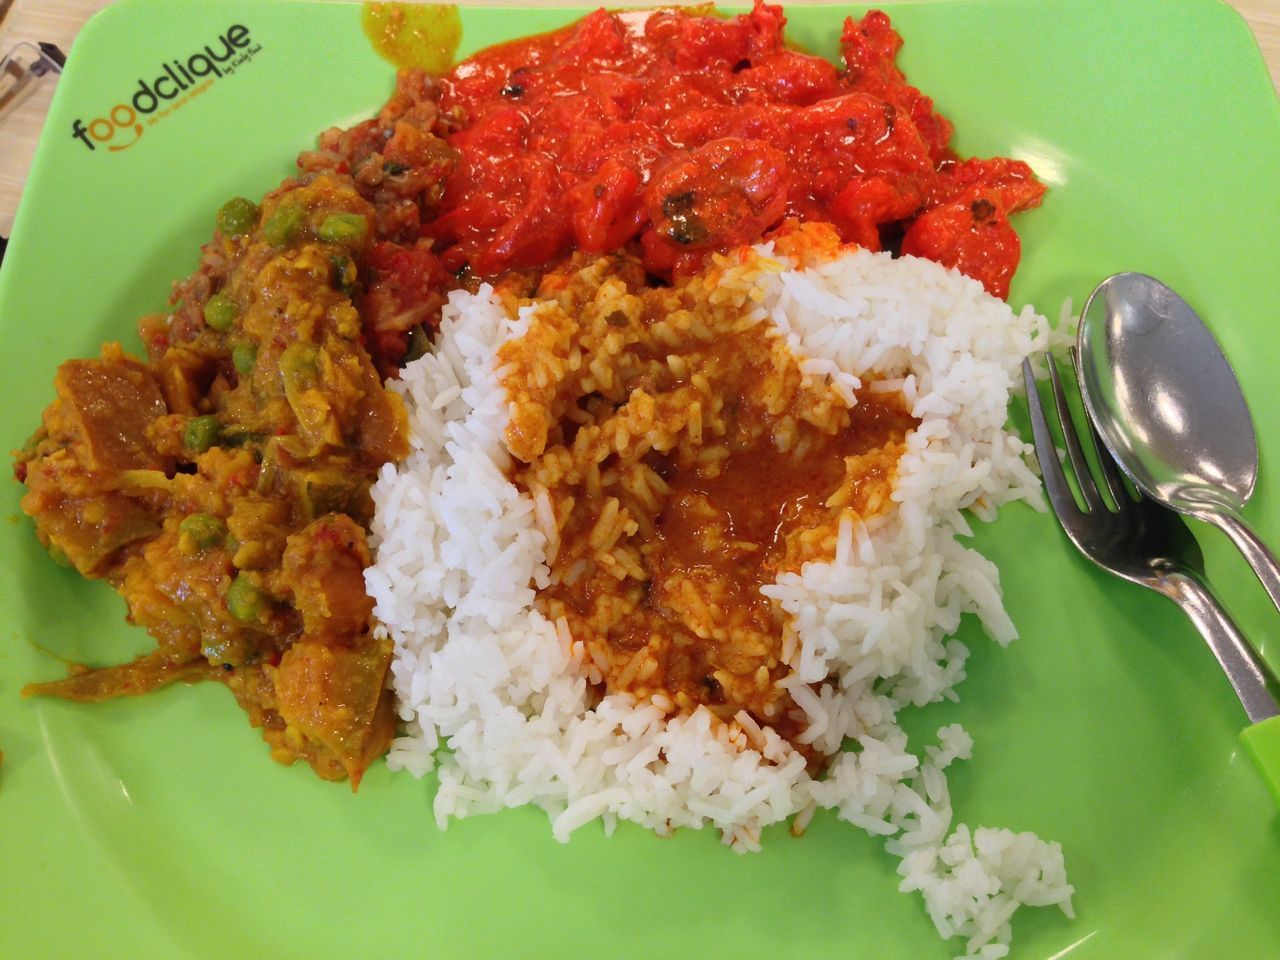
[428,1,1044,294]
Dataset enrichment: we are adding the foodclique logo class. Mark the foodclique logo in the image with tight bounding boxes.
[71,24,261,153]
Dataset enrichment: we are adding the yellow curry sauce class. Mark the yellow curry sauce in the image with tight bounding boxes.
[499,239,918,748]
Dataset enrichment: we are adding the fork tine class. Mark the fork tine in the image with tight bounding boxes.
[1045,351,1106,513]
[1022,357,1079,513]
[1068,346,1132,508]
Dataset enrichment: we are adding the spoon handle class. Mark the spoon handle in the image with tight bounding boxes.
[1203,509,1280,623]
[1166,570,1280,807]
[1166,570,1280,725]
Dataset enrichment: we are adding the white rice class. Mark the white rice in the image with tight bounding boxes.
[366,244,1074,957]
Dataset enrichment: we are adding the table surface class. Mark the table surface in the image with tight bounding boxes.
[2,0,1278,235]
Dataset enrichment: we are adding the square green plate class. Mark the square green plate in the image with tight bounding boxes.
[1,1,1278,957]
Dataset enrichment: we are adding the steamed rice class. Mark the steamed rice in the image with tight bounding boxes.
[365,234,1073,957]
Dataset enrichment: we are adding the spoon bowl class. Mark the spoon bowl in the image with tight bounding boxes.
[1077,272,1280,618]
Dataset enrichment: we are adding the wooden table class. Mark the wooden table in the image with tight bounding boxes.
[2,0,1278,235]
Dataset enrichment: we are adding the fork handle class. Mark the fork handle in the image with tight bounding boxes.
[1164,570,1280,725]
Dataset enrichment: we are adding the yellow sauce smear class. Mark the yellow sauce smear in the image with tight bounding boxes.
[362,2,462,74]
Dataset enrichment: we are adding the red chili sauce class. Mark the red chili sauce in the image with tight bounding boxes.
[427,1,1045,298]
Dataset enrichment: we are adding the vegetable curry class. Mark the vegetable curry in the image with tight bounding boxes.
[17,175,411,785]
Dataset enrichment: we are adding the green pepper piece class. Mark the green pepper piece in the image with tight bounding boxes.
[183,415,220,453]
[330,254,357,297]
[216,197,259,237]
[403,325,431,364]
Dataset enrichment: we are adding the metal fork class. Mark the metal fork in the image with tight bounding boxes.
[1022,350,1280,724]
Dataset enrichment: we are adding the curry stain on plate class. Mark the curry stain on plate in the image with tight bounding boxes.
[362,2,462,74]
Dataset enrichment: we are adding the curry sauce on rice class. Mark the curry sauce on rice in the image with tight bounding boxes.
[497,235,918,746]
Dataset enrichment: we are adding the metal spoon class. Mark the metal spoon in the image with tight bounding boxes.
[1076,272,1280,620]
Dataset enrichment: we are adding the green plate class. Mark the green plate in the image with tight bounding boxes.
[2,1,1278,957]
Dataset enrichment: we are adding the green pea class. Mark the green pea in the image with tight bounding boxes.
[318,212,369,244]
[183,415,220,453]
[178,514,226,554]
[203,293,237,331]
[232,342,257,375]
[226,573,266,622]
[216,197,259,237]
[281,342,320,386]
[262,203,305,247]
